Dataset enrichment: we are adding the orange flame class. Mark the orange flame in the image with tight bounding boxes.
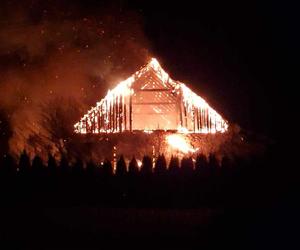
[74,58,228,134]
[166,134,198,154]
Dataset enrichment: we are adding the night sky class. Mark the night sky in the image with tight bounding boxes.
[0,0,295,155]
[128,0,291,140]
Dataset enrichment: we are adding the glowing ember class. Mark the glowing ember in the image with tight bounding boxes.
[74,58,228,134]
[166,134,198,154]
[137,160,142,168]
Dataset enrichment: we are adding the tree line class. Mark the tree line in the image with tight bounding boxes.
[0,149,278,208]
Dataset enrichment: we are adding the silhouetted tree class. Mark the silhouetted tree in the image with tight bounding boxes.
[0,148,272,209]
[0,153,16,177]
[181,157,194,175]
[102,159,113,177]
[208,153,219,177]
[19,150,30,174]
[128,156,139,176]
[32,155,45,177]
[195,154,210,180]
[72,158,84,177]
[221,156,231,169]
[59,154,70,176]
[154,154,167,175]
[195,154,208,171]
[86,160,97,177]
[221,155,232,179]
[140,155,152,176]
[116,155,127,177]
[168,155,180,175]
[209,153,219,169]
[0,110,12,155]
[47,154,57,176]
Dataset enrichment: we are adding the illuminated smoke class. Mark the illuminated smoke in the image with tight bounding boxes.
[0,1,149,159]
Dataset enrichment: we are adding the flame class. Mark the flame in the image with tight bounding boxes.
[143,129,153,134]
[177,125,189,134]
[166,134,198,154]
[180,83,228,133]
[137,160,142,168]
[74,57,228,134]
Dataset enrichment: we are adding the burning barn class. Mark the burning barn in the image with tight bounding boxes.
[73,58,232,160]
[74,58,228,134]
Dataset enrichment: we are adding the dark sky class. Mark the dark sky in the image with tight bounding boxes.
[123,0,293,140]
[0,0,295,150]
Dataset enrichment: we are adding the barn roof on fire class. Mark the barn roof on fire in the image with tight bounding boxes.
[74,58,228,134]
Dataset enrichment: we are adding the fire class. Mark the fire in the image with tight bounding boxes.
[166,134,198,154]
[177,125,189,134]
[74,57,228,134]
[137,160,142,168]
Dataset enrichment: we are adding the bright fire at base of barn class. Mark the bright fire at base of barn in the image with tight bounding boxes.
[73,129,241,166]
[73,58,230,157]
[74,58,228,135]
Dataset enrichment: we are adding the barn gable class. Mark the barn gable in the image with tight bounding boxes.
[74,58,228,134]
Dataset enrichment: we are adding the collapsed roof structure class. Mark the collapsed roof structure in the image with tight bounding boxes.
[74,58,228,134]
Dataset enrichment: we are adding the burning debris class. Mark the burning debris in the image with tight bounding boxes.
[74,58,228,134]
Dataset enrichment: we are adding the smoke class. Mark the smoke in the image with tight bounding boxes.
[0,0,150,159]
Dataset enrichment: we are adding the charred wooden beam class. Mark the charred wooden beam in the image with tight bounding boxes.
[129,91,132,132]
[199,108,202,130]
[118,96,121,132]
[196,108,200,131]
[183,105,188,128]
[124,100,127,131]
[178,89,183,127]
[192,107,195,132]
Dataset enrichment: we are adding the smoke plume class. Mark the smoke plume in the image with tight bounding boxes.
[0,1,150,159]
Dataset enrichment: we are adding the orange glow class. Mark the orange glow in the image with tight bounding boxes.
[137,160,142,168]
[166,134,198,154]
[74,58,228,134]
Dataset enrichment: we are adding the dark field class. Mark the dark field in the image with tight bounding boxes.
[0,144,298,249]
[2,206,221,249]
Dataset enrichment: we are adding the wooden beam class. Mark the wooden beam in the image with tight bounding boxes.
[201,109,203,130]
[135,89,172,92]
[192,107,195,132]
[179,89,183,127]
[119,96,122,132]
[124,98,127,131]
[184,105,188,128]
[132,112,177,115]
[129,91,132,132]
[132,102,177,105]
